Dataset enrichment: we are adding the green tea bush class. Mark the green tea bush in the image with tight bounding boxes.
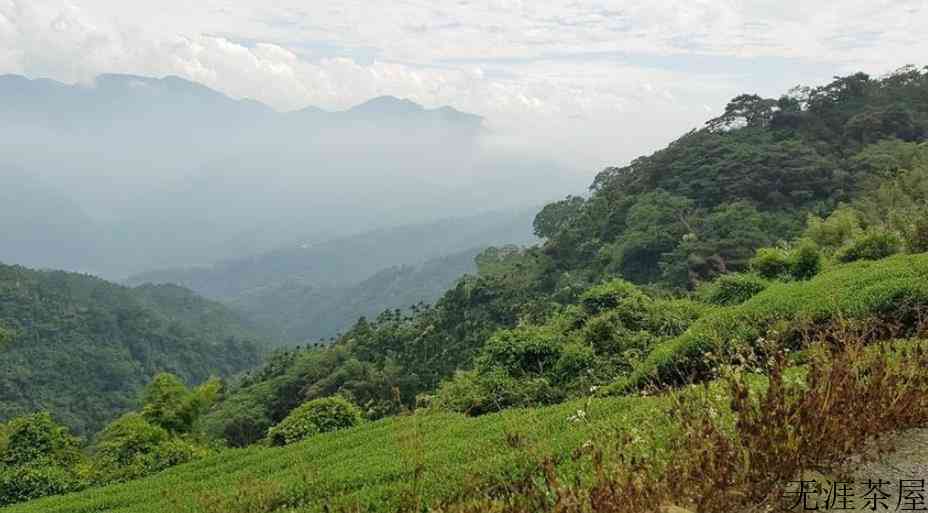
[613,253,928,392]
[266,396,363,446]
[579,279,645,316]
[435,281,709,415]
[697,273,770,306]
[0,461,83,506]
[835,229,903,262]
[4,392,676,513]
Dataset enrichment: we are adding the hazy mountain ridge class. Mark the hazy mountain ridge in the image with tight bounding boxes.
[0,73,576,279]
[126,209,538,342]
[0,73,483,136]
[229,247,483,343]
[127,208,537,296]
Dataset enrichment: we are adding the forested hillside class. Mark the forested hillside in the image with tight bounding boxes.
[0,264,262,435]
[200,66,928,444]
[128,209,537,342]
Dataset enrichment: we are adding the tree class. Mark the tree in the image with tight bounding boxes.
[609,190,697,283]
[0,413,80,468]
[804,207,863,250]
[476,326,562,377]
[141,374,193,433]
[0,413,84,506]
[90,412,206,484]
[533,195,586,239]
[706,94,779,132]
[92,413,169,467]
[141,373,221,434]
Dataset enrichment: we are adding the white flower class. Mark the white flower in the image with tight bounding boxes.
[567,409,587,423]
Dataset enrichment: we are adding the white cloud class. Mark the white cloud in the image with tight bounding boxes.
[2,0,927,171]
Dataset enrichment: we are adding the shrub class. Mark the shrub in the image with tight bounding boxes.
[447,287,709,413]
[787,239,822,279]
[553,343,595,385]
[0,413,84,506]
[432,368,562,416]
[803,207,862,249]
[749,247,791,279]
[835,229,902,262]
[697,273,770,306]
[579,280,645,316]
[580,281,705,338]
[612,253,928,392]
[907,216,928,253]
[431,370,487,415]
[90,413,208,484]
[0,460,83,506]
[92,413,170,466]
[222,417,268,449]
[476,326,562,377]
[266,397,363,447]
[0,413,81,468]
[748,241,822,281]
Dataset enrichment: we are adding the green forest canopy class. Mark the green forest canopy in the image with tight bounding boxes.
[0,265,263,435]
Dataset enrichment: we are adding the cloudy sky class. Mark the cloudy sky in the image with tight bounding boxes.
[2,0,927,171]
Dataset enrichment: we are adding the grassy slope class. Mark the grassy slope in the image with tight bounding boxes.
[0,395,675,513]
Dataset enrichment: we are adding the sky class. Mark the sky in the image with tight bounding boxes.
[2,0,928,171]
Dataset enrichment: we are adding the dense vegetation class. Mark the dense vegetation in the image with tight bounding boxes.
[0,372,231,506]
[6,337,927,512]
[0,265,262,436]
[5,66,928,510]
[200,66,928,446]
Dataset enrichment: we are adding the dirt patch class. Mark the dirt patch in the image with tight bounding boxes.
[844,428,928,511]
[784,429,928,512]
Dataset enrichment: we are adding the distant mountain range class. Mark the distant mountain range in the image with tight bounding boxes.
[127,208,539,342]
[0,73,482,137]
[0,73,580,279]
